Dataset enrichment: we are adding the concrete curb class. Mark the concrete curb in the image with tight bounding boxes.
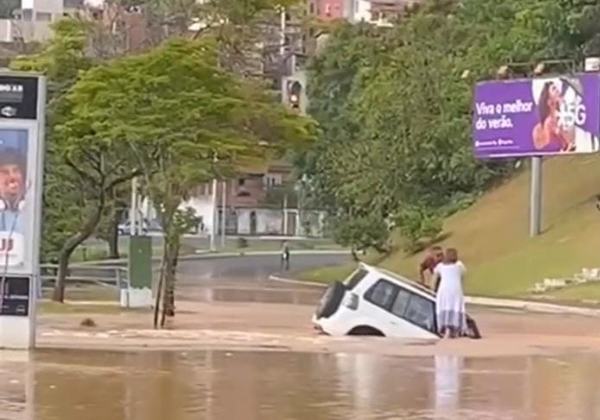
[268,275,600,317]
[79,250,350,266]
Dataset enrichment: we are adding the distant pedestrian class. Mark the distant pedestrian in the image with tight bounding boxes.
[419,246,444,290]
[281,241,290,271]
[434,248,466,339]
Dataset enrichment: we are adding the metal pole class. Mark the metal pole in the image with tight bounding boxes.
[210,177,217,252]
[130,177,138,236]
[283,194,288,236]
[280,6,286,57]
[221,180,226,247]
[530,157,543,237]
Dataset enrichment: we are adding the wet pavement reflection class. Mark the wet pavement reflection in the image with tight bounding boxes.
[2,350,600,420]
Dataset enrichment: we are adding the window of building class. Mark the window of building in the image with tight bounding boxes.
[264,174,282,189]
[36,12,52,22]
[22,9,33,21]
[238,178,246,187]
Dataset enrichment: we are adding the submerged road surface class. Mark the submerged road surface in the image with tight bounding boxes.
[173,253,351,305]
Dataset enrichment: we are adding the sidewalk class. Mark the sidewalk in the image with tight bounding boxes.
[268,275,600,317]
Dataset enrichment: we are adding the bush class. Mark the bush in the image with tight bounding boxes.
[395,206,443,254]
[237,237,249,248]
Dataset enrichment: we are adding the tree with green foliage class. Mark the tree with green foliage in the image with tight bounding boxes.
[11,18,145,302]
[304,0,572,253]
[65,38,315,326]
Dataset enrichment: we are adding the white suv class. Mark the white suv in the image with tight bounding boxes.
[312,263,480,340]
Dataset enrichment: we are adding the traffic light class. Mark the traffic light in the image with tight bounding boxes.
[288,80,302,111]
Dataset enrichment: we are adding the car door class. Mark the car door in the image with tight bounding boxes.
[389,287,438,338]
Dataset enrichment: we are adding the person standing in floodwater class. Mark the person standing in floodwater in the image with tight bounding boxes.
[281,241,290,271]
[433,248,467,339]
[419,246,444,290]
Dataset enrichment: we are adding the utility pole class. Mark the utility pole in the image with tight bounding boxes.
[210,177,217,252]
[130,177,138,236]
[283,194,288,236]
[221,180,226,247]
[279,6,286,57]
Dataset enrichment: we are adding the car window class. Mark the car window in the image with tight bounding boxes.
[404,293,436,332]
[391,288,411,317]
[345,268,368,290]
[365,280,397,309]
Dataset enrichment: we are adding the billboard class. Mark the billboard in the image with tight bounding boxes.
[0,74,45,332]
[473,74,600,159]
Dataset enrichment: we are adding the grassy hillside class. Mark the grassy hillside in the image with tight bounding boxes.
[300,155,600,302]
[381,155,600,299]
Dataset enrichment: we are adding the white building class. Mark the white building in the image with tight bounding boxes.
[346,0,422,27]
[0,0,84,43]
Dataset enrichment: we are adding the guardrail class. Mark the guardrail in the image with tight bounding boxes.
[40,264,129,289]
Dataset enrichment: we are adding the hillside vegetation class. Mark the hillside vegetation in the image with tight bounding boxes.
[385,155,600,299]
[300,155,600,303]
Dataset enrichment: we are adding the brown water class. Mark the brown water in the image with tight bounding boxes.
[2,350,600,420]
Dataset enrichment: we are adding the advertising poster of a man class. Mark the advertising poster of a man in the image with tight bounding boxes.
[0,147,26,232]
[0,129,29,268]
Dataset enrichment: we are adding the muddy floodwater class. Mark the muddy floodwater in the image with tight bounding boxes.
[2,349,600,420]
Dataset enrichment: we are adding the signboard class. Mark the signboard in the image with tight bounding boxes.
[473,74,600,158]
[0,276,30,316]
[0,72,45,349]
[0,76,39,120]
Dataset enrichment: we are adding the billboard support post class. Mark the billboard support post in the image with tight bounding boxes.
[530,157,543,237]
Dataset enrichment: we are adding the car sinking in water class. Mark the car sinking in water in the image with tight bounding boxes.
[312,263,481,339]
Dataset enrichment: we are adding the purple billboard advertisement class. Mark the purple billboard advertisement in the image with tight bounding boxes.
[473,74,600,159]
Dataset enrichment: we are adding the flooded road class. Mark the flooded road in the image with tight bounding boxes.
[23,254,600,419]
[3,349,600,420]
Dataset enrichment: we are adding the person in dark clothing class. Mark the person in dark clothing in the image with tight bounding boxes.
[281,241,290,271]
[419,246,444,290]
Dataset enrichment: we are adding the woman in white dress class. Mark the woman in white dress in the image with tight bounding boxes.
[433,248,466,338]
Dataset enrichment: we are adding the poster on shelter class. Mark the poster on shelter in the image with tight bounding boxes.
[473,74,600,158]
[0,129,30,269]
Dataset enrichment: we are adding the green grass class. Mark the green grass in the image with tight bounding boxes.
[296,264,357,283]
[38,301,123,315]
[380,155,600,300]
[298,155,600,304]
[542,283,600,304]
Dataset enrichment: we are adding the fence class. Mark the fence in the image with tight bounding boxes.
[39,264,129,303]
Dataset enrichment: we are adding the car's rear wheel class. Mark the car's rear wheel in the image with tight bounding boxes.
[348,326,385,336]
[315,281,346,319]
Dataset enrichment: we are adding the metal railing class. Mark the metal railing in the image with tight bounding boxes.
[40,264,129,290]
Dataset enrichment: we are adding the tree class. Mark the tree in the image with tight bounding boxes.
[65,38,315,326]
[303,0,567,253]
[11,18,142,302]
